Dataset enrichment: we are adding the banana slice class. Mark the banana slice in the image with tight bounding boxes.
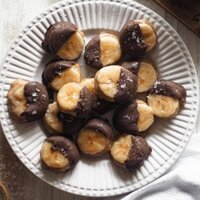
[7,80,49,122]
[100,33,122,66]
[42,60,82,91]
[113,99,154,135]
[95,65,137,102]
[57,31,84,60]
[81,78,117,114]
[137,100,154,132]
[81,78,96,94]
[57,82,93,118]
[110,134,151,170]
[7,79,27,121]
[40,136,80,172]
[120,19,157,58]
[134,19,157,52]
[44,102,63,133]
[42,22,84,60]
[121,60,158,93]
[84,33,121,69]
[147,80,186,118]
[77,118,114,156]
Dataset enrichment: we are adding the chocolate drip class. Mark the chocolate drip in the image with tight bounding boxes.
[120,21,148,58]
[42,22,77,53]
[84,35,103,69]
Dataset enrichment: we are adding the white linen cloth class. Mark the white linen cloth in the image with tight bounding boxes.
[119,134,200,200]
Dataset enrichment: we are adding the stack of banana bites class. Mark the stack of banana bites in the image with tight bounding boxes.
[7,19,186,173]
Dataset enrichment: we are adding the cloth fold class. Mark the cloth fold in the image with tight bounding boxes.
[121,134,200,200]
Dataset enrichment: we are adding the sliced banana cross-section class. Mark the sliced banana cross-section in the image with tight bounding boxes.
[95,65,137,102]
[110,134,151,170]
[40,136,80,172]
[113,99,154,135]
[120,19,157,58]
[84,33,121,69]
[44,102,63,133]
[57,31,85,60]
[42,60,82,91]
[121,60,158,93]
[57,82,93,118]
[42,22,84,60]
[147,80,186,118]
[77,118,114,156]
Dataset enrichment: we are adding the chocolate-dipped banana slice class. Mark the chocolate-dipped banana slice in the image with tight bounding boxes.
[44,102,83,135]
[147,80,186,118]
[77,118,115,156]
[120,19,157,58]
[121,60,158,93]
[84,33,122,69]
[57,82,92,118]
[110,134,151,171]
[40,136,80,171]
[7,80,49,122]
[94,65,137,102]
[81,78,116,114]
[113,100,154,135]
[42,60,82,91]
[42,22,84,60]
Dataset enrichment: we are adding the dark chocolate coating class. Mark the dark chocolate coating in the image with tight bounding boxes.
[57,112,83,136]
[42,22,77,54]
[82,118,115,140]
[149,80,186,106]
[121,60,140,75]
[125,136,151,170]
[84,35,103,69]
[113,100,139,135]
[75,86,93,118]
[120,21,148,58]
[92,96,117,115]
[22,82,49,121]
[42,60,76,87]
[114,68,137,102]
[45,136,80,170]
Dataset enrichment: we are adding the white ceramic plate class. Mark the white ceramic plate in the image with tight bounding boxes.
[0,0,199,197]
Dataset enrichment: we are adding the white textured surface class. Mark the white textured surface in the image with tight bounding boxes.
[0,0,199,198]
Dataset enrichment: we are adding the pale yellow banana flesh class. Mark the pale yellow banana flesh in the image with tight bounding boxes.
[134,20,157,52]
[100,33,121,66]
[41,141,69,169]
[77,129,109,155]
[51,64,82,91]
[44,102,63,133]
[111,135,132,164]
[136,100,154,132]
[81,78,96,94]
[7,79,28,118]
[95,65,121,100]
[137,62,157,93]
[148,94,180,118]
[57,82,81,112]
[57,31,84,60]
